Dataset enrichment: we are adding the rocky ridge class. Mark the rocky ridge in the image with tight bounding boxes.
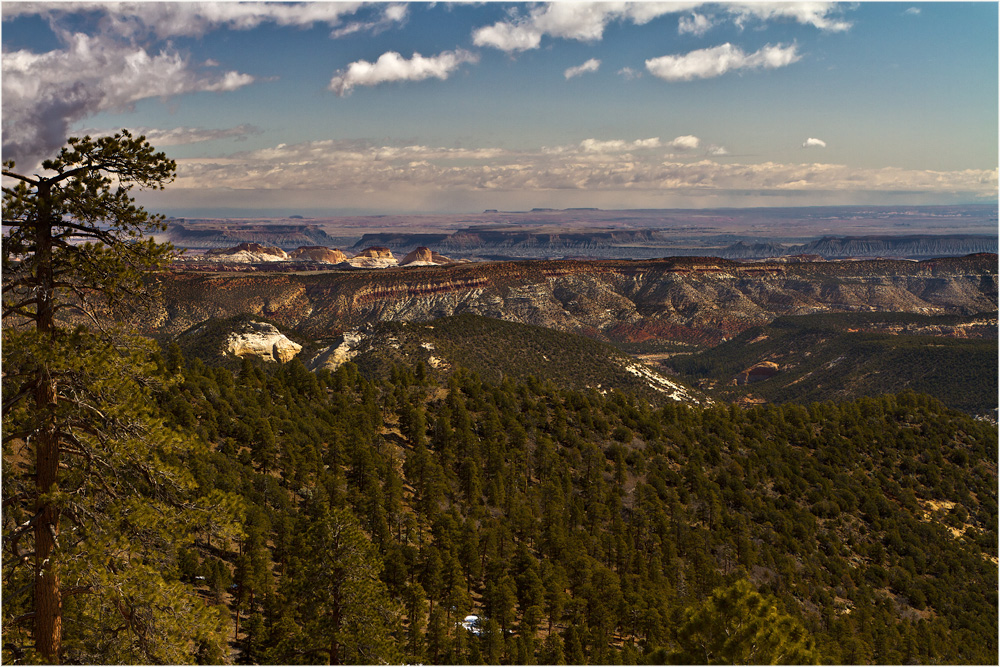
[149,255,998,347]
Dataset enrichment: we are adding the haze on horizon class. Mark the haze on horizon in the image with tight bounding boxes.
[2,1,997,217]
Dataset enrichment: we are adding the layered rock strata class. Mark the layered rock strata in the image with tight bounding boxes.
[149,255,999,346]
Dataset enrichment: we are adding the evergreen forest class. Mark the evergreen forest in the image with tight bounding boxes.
[11,342,995,664]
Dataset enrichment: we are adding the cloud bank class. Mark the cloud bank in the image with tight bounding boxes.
[646,43,800,81]
[165,137,996,204]
[330,49,479,96]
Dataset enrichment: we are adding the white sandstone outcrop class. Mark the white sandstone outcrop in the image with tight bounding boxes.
[226,321,302,362]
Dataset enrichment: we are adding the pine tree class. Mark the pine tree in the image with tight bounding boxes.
[279,490,401,664]
[2,132,240,663]
[669,579,821,665]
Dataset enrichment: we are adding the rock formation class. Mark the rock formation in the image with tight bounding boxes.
[308,331,364,371]
[225,321,302,362]
[347,247,398,269]
[148,255,998,346]
[203,243,289,262]
[289,246,348,263]
[399,247,453,266]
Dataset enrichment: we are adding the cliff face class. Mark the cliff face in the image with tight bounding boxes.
[150,255,998,345]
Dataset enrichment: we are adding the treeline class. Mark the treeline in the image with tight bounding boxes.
[154,347,996,664]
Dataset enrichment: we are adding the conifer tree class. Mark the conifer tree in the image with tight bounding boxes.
[2,132,240,663]
[668,579,821,665]
[280,490,400,665]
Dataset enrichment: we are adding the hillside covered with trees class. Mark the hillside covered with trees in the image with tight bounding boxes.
[72,350,1000,663]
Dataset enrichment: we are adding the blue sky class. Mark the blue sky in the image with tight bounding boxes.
[2,1,997,215]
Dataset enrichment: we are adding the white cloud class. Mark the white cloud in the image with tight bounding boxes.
[645,43,800,81]
[1,32,255,167]
[904,7,921,16]
[729,2,852,32]
[617,67,641,80]
[580,137,663,152]
[565,58,601,79]
[471,2,851,52]
[678,12,713,36]
[329,49,479,96]
[802,137,827,148]
[473,2,698,52]
[330,3,409,39]
[668,135,701,151]
[708,145,730,156]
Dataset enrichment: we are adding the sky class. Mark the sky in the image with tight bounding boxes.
[2,1,998,216]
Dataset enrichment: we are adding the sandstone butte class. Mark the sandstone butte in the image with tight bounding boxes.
[347,246,398,268]
[399,246,454,266]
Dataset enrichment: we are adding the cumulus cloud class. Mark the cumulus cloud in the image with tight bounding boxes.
[329,49,479,96]
[678,12,713,36]
[565,58,601,79]
[1,2,393,39]
[668,135,701,151]
[471,2,851,52]
[802,137,827,148]
[708,145,730,156]
[645,42,800,81]
[617,67,641,80]
[1,32,255,167]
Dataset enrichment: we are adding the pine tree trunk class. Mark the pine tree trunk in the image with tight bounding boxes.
[33,186,62,664]
[34,400,62,663]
